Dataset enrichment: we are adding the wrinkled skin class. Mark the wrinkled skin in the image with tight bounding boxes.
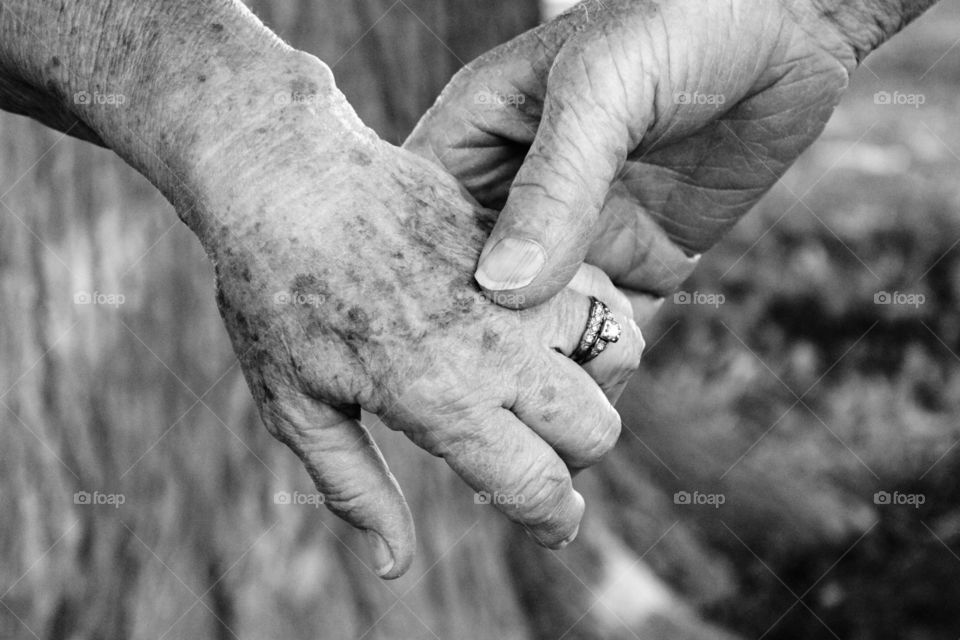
[0,1,643,580]
[1,0,933,583]
[187,55,645,578]
[407,0,935,308]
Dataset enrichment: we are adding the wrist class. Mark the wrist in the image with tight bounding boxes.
[182,49,378,256]
[1,1,364,232]
[65,4,306,214]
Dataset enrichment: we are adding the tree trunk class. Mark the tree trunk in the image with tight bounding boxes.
[255,0,541,143]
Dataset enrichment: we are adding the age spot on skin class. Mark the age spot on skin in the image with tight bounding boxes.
[289,78,319,103]
[346,215,376,241]
[349,148,372,166]
[540,385,557,403]
[335,306,374,350]
[210,22,225,33]
[292,273,328,298]
[482,328,501,352]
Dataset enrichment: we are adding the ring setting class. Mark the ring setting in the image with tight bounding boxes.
[570,297,621,365]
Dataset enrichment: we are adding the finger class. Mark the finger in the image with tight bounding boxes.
[552,268,645,404]
[404,24,560,207]
[587,181,702,297]
[568,263,663,334]
[567,263,634,319]
[262,394,415,579]
[388,400,586,548]
[584,316,644,407]
[624,292,665,329]
[474,44,646,307]
[513,345,626,469]
[404,76,540,209]
[499,283,641,466]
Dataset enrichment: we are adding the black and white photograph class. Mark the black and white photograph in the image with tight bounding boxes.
[0,0,957,638]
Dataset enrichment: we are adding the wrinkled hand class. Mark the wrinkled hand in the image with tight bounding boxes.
[407,0,894,308]
[187,54,643,579]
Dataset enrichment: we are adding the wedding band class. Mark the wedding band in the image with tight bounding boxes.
[570,297,621,365]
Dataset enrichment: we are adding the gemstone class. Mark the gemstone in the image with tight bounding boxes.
[599,317,621,343]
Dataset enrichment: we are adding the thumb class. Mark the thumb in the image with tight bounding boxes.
[474,51,635,308]
[263,393,415,579]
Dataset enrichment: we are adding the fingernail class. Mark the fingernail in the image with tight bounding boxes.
[365,530,395,577]
[475,238,546,291]
[558,491,585,548]
[557,523,580,549]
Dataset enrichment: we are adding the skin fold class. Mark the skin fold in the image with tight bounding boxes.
[407,0,940,309]
[0,0,937,580]
[0,0,643,578]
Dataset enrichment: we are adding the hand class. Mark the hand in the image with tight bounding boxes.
[188,53,644,578]
[407,0,930,308]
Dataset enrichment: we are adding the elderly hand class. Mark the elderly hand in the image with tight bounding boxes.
[189,53,644,579]
[407,0,937,309]
[0,1,642,580]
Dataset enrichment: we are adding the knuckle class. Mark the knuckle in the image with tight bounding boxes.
[585,410,623,464]
[570,407,622,468]
[512,457,572,527]
[610,320,644,374]
[320,485,368,518]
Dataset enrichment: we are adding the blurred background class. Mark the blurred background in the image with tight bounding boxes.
[2,1,960,638]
